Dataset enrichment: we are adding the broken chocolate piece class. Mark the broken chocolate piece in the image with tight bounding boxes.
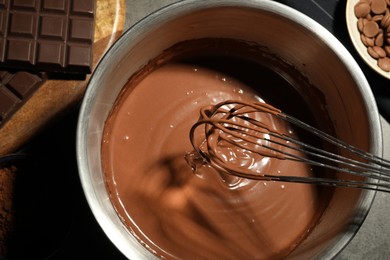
[0,71,45,126]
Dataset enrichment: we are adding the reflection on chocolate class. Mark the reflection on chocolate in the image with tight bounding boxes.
[102,39,334,259]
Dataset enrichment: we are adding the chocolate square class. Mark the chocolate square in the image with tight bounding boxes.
[0,0,96,74]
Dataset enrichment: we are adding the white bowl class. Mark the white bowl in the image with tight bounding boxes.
[346,0,390,79]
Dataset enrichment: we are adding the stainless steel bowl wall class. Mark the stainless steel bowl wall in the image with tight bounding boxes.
[77,1,382,259]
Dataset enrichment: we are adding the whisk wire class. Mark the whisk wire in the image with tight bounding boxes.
[201,116,390,183]
[189,100,390,193]
[281,113,390,168]
[237,113,390,180]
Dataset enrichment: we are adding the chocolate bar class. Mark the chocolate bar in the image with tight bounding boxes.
[0,0,96,74]
[0,71,45,126]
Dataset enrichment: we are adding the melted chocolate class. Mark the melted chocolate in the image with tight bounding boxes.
[101,39,334,259]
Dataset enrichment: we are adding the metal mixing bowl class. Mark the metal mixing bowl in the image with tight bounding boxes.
[76,0,382,259]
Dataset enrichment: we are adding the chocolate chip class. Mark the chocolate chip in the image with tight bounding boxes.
[372,14,385,22]
[363,21,380,37]
[361,34,375,46]
[378,57,390,71]
[354,0,390,72]
[355,1,371,17]
[375,32,384,46]
[358,17,366,32]
[368,46,387,58]
[371,0,388,14]
[385,45,390,56]
[381,12,390,28]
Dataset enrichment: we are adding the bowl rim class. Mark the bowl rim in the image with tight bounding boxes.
[77,0,383,259]
[346,0,390,80]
